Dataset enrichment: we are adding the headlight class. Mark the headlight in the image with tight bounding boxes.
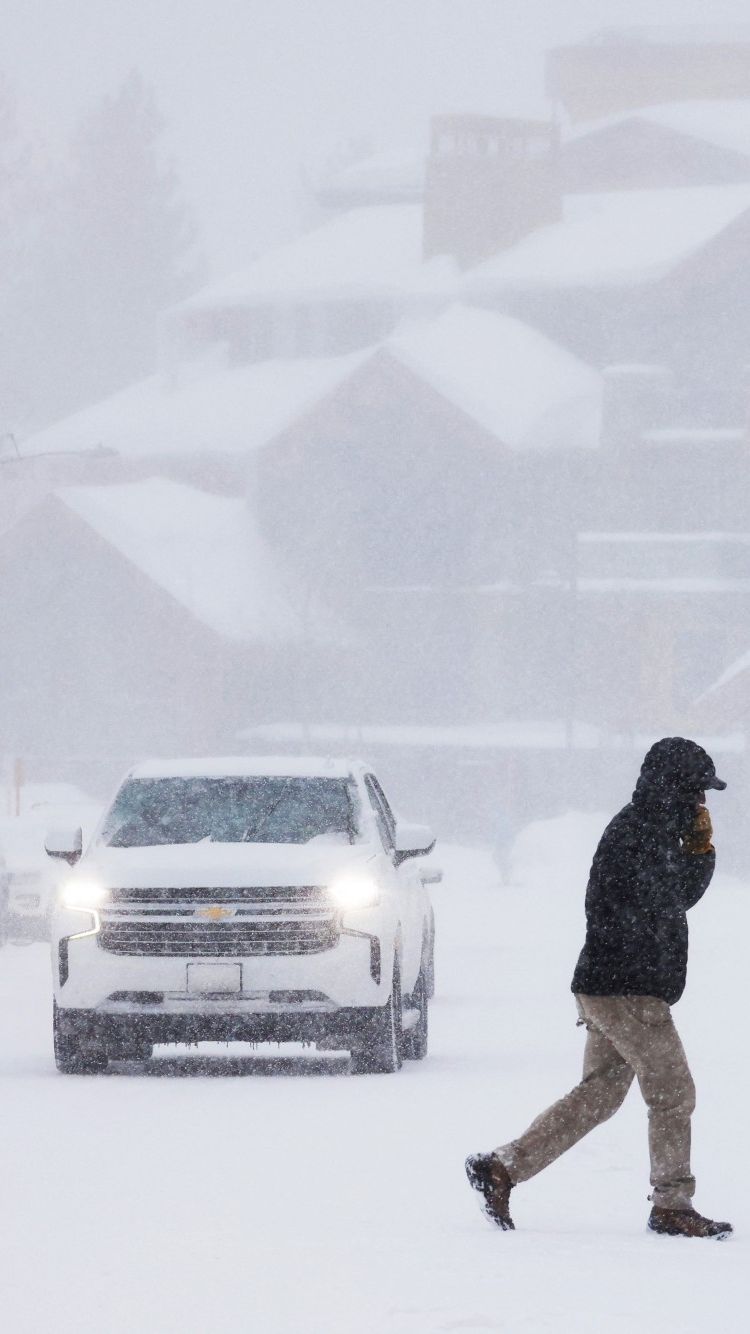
[329,873,380,911]
[60,878,108,912]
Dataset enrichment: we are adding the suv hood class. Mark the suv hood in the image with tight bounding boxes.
[77,839,375,890]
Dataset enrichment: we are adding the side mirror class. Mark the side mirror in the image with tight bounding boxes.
[45,827,83,866]
[394,822,436,866]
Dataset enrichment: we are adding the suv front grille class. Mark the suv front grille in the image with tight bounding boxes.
[98,885,341,958]
[109,885,329,905]
[98,915,339,958]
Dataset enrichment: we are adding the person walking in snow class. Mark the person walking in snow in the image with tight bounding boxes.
[466,737,733,1239]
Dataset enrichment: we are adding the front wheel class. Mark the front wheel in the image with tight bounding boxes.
[350,958,403,1074]
[402,965,428,1061]
[425,910,435,999]
[53,1003,108,1075]
[108,1024,153,1063]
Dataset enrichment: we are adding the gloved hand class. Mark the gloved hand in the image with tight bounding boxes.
[682,806,714,855]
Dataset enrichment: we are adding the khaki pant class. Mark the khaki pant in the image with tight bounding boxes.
[495,995,696,1210]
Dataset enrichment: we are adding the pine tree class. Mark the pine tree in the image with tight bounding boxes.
[37,70,201,419]
[0,73,36,434]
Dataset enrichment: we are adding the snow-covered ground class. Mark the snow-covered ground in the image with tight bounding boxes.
[0,824,747,1333]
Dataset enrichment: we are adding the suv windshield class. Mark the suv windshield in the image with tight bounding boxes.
[99,776,359,848]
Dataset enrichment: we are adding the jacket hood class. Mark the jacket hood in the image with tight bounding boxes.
[633,736,726,817]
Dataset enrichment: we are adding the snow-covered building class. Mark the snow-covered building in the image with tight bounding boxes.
[13,302,604,747]
[162,205,459,366]
[566,533,750,733]
[469,183,750,295]
[469,183,750,433]
[310,143,426,211]
[13,89,750,822]
[157,129,750,445]
[547,25,750,123]
[0,479,334,784]
[562,100,750,193]
[16,163,750,754]
[9,350,368,498]
[250,304,602,724]
[423,114,561,268]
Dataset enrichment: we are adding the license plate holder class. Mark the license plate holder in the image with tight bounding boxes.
[187,963,242,996]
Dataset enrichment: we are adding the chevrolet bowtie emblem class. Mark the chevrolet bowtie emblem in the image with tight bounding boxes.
[196,906,234,921]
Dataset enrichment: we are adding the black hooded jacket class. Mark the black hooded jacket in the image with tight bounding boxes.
[571,750,717,1005]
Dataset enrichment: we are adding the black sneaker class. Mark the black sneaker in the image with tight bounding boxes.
[648,1207,732,1240]
[465,1153,514,1230]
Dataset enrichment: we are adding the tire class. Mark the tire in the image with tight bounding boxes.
[129,1042,153,1063]
[402,965,428,1061]
[109,1024,153,1062]
[350,957,403,1074]
[53,1002,108,1075]
[425,910,436,999]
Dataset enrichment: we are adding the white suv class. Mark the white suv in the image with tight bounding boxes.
[47,757,437,1075]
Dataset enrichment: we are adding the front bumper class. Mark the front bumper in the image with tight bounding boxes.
[55,1000,384,1050]
[53,923,387,1017]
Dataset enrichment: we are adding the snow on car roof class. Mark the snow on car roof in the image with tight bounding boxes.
[57,479,300,643]
[468,185,750,292]
[19,350,367,460]
[129,756,358,780]
[388,304,602,451]
[177,205,459,310]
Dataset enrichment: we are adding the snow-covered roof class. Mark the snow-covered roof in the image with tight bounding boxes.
[587,25,750,46]
[468,185,750,292]
[129,756,356,780]
[315,147,426,204]
[387,305,602,451]
[21,305,601,462]
[177,205,459,310]
[20,352,366,461]
[328,150,424,195]
[566,99,750,161]
[576,530,750,591]
[56,479,299,643]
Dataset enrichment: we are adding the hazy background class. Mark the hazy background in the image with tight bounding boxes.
[5,0,749,273]
[1,16,749,1328]
[3,2,750,852]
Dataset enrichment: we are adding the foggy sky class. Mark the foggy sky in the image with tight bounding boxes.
[4,0,750,278]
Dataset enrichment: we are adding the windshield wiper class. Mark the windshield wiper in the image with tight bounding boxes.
[344,787,358,845]
[241,781,293,843]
